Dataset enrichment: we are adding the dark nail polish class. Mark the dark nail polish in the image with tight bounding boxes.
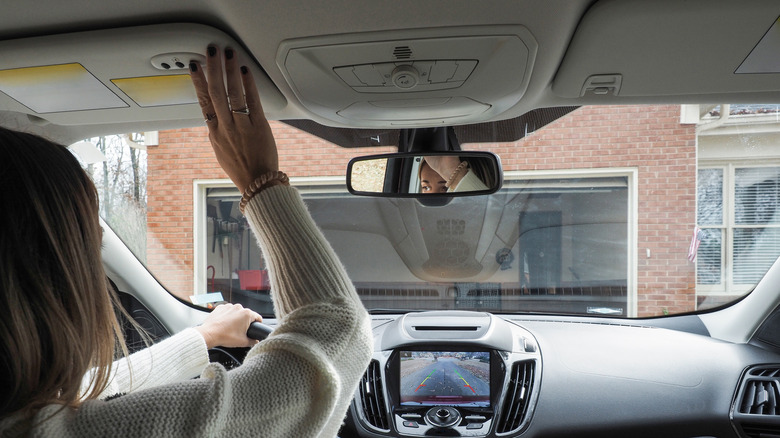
[189,62,198,72]
[207,46,216,57]
[225,48,234,59]
[241,66,248,75]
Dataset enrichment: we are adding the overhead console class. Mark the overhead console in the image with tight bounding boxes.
[276,26,537,128]
[351,311,540,437]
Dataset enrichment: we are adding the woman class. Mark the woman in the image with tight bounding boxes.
[0,45,373,437]
[419,158,449,193]
[420,155,490,193]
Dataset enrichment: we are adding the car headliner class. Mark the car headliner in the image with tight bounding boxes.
[0,0,779,145]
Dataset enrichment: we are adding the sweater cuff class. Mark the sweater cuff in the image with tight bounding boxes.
[112,327,209,394]
[166,327,211,378]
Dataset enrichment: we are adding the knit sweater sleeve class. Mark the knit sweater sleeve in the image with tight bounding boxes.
[450,169,489,192]
[242,184,363,317]
[14,185,373,438]
[84,328,209,399]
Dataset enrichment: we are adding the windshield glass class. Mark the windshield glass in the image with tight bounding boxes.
[82,104,780,318]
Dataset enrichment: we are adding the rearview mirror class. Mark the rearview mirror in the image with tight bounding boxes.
[347,152,502,197]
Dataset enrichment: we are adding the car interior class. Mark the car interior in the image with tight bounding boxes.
[4,0,780,437]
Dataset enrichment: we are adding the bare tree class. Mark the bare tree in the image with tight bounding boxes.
[81,134,148,262]
[123,133,144,203]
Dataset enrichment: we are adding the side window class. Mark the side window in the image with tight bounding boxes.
[73,134,148,261]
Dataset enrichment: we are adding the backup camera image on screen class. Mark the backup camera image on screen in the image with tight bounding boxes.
[399,351,490,407]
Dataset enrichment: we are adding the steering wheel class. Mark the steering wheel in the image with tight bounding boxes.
[207,322,274,370]
[246,321,274,340]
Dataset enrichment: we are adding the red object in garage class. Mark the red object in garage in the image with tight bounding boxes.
[238,270,270,290]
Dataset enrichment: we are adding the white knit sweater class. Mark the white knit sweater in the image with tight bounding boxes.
[74,327,209,400]
[1,185,373,437]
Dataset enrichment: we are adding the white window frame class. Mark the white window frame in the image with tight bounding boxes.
[697,162,780,297]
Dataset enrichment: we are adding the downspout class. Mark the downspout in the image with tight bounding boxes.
[696,104,730,134]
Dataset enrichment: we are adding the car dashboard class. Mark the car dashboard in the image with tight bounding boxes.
[344,310,780,438]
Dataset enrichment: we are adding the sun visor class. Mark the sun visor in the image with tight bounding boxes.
[0,63,127,113]
[737,17,780,74]
[551,0,780,100]
[111,75,196,107]
[0,23,286,126]
[277,26,537,128]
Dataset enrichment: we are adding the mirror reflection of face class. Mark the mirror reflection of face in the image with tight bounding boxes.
[420,161,447,193]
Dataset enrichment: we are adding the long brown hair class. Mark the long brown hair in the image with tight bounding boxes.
[0,127,126,420]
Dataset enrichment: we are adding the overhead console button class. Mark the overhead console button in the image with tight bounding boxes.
[428,60,458,83]
[351,64,386,86]
[448,60,478,82]
[391,65,420,89]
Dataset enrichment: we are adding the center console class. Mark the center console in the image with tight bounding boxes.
[390,347,499,435]
[351,311,541,437]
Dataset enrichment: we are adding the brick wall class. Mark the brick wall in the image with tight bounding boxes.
[148,105,697,316]
[464,105,697,316]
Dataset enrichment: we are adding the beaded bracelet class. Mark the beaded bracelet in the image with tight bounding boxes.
[445,161,469,188]
[239,170,290,214]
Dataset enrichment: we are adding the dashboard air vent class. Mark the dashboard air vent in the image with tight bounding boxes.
[743,424,780,438]
[750,367,780,378]
[739,379,779,415]
[496,360,535,434]
[733,366,780,438]
[358,360,390,431]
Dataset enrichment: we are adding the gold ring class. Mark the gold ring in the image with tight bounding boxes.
[231,107,250,115]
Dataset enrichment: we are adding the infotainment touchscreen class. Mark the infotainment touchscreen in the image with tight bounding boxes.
[399,351,490,407]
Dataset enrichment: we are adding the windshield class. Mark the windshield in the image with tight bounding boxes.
[82,104,780,318]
